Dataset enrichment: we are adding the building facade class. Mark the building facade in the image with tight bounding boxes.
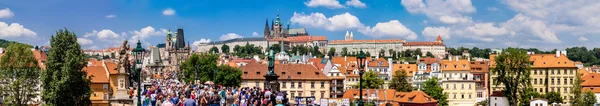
[329,32,446,57]
[441,59,476,106]
[470,60,489,103]
[490,51,578,103]
[239,62,331,103]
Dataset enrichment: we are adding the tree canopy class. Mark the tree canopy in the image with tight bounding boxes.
[422,77,448,106]
[215,65,242,87]
[42,28,92,106]
[389,69,412,92]
[0,42,40,106]
[353,71,384,89]
[583,91,597,106]
[328,47,336,57]
[181,53,218,83]
[546,91,563,104]
[491,48,532,106]
[209,46,219,53]
[233,43,263,58]
[221,44,230,54]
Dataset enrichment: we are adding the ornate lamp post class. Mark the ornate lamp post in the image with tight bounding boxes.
[132,40,145,106]
[356,50,367,106]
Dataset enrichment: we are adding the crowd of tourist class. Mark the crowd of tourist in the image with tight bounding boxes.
[130,78,290,106]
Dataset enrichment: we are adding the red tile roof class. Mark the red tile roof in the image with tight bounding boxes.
[403,42,444,46]
[342,89,437,104]
[368,58,389,67]
[239,62,329,80]
[84,65,109,83]
[436,35,443,41]
[329,39,404,44]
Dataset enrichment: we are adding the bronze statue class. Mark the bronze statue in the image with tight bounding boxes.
[267,49,275,75]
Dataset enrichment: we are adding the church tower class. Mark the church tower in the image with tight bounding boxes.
[264,18,270,39]
[436,35,443,43]
[345,30,354,41]
[273,12,283,38]
[166,29,173,50]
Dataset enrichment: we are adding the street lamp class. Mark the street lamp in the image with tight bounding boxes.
[132,40,145,106]
[356,50,366,106]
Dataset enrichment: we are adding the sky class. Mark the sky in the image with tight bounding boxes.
[0,0,599,50]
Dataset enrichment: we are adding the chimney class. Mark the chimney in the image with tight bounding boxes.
[417,55,420,61]
[561,51,567,56]
[449,56,452,61]
[455,56,459,61]
[344,56,347,62]
[556,51,560,57]
[468,57,471,61]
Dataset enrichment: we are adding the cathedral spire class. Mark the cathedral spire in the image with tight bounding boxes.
[275,11,281,25]
[264,18,270,38]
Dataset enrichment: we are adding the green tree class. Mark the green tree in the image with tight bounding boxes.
[353,71,384,89]
[379,49,385,57]
[312,46,323,58]
[328,47,336,57]
[270,44,281,53]
[571,70,584,105]
[0,43,40,106]
[546,91,563,104]
[365,52,371,57]
[491,48,532,106]
[389,69,412,92]
[341,47,348,56]
[426,51,434,57]
[215,65,242,87]
[42,28,92,106]
[422,77,448,106]
[181,53,219,83]
[209,46,219,53]
[221,44,230,54]
[413,48,422,57]
[583,91,597,106]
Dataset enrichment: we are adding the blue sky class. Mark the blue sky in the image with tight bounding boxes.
[0,0,599,50]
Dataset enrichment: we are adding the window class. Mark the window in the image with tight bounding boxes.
[564,70,567,75]
[558,69,561,74]
[469,84,471,89]
[469,94,472,99]
[446,84,449,89]
[534,70,537,75]
[311,91,315,96]
[311,82,315,88]
[477,92,483,98]
[291,91,295,98]
[454,84,456,90]
[104,93,108,100]
[558,79,561,85]
[461,94,464,99]
[298,91,303,97]
[321,81,325,88]
[256,81,259,87]
[564,87,568,93]
[552,79,555,85]
[558,87,561,93]
[564,78,567,85]
[454,94,456,99]
[299,82,303,88]
[291,82,295,88]
[462,84,464,89]
[103,84,108,90]
[282,82,287,88]
[320,91,325,99]
[534,79,538,85]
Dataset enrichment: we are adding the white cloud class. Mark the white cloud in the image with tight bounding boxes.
[452,23,507,42]
[358,20,418,40]
[487,7,498,11]
[84,29,120,40]
[77,38,93,45]
[219,33,243,41]
[305,0,345,9]
[501,14,560,43]
[579,36,589,41]
[105,14,116,18]
[252,32,261,37]
[291,12,364,31]
[130,26,168,41]
[0,22,37,38]
[401,0,476,24]
[439,15,472,24]
[345,0,366,8]
[193,38,211,46]
[422,26,450,40]
[0,8,14,18]
[162,8,175,16]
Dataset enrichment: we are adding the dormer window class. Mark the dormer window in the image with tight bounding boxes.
[256,72,260,74]
[244,72,248,74]
[282,72,286,75]
[297,72,302,74]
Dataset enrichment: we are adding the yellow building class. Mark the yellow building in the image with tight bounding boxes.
[441,59,476,106]
[489,52,577,102]
[240,62,331,102]
[85,59,111,106]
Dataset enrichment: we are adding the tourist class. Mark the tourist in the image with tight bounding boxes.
[183,94,196,106]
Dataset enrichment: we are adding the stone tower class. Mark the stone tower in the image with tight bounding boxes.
[264,18,270,39]
[166,29,173,50]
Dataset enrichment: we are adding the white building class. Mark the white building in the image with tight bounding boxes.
[328,31,446,57]
[530,98,548,106]
[490,91,509,106]
[413,57,442,89]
